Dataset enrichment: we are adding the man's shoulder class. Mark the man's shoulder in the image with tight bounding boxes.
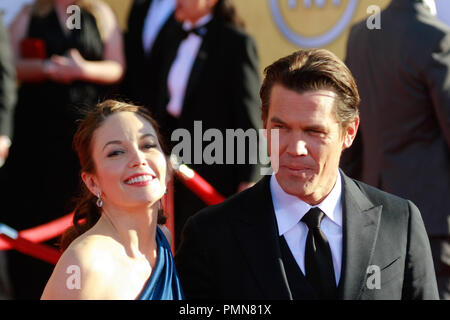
[344,174,416,214]
[215,22,256,49]
[191,176,269,224]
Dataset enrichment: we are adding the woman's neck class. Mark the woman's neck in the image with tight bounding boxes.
[99,204,159,261]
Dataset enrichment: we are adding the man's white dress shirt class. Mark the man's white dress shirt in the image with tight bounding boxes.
[270,170,343,285]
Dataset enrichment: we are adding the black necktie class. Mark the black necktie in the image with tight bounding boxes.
[301,207,338,299]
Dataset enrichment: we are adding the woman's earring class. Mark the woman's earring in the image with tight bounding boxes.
[96,192,103,208]
[158,199,164,216]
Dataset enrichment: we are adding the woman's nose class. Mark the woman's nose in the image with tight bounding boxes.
[129,148,147,168]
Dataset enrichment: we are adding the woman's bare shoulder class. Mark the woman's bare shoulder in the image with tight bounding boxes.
[41,232,122,299]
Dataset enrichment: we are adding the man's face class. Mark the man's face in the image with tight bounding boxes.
[175,0,217,23]
[263,84,358,205]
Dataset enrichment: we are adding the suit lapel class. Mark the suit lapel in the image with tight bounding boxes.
[231,176,292,299]
[338,171,382,299]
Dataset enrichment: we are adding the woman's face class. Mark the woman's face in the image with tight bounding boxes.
[175,0,218,23]
[83,112,168,211]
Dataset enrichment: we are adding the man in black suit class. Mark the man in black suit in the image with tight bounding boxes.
[175,48,439,300]
[342,0,450,299]
[0,14,16,300]
[121,0,179,108]
[149,0,261,247]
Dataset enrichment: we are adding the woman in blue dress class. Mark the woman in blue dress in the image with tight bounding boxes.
[41,100,183,300]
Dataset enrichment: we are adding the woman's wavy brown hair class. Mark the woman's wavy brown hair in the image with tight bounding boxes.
[59,100,168,251]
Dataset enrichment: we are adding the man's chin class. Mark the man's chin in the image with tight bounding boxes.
[277,178,312,200]
[277,169,314,186]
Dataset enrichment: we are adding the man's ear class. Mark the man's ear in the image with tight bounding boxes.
[343,116,360,150]
[81,172,100,197]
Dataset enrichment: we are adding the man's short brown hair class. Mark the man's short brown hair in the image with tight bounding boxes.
[260,49,360,129]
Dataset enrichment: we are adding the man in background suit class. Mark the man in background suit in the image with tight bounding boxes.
[175,48,438,300]
[151,0,261,247]
[342,0,450,299]
[0,14,16,299]
[121,0,178,108]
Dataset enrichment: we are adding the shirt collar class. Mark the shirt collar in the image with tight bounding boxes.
[182,13,213,31]
[270,170,343,236]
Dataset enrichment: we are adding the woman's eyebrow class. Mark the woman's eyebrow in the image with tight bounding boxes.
[102,140,122,151]
[140,133,156,139]
[102,133,157,150]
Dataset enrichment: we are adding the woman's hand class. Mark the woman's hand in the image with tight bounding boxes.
[45,49,85,84]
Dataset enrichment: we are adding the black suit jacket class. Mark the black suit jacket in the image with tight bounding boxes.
[175,170,438,300]
[0,15,16,139]
[152,17,262,196]
[121,0,179,108]
[342,0,450,236]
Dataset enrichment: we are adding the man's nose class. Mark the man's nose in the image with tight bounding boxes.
[286,134,308,156]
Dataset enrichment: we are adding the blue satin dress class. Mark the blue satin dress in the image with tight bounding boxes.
[138,226,184,300]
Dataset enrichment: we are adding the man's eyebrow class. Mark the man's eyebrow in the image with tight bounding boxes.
[270,117,327,132]
[270,116,287,124]
[304,124,327,131]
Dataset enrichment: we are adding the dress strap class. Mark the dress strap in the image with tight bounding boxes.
[137,226,184,300]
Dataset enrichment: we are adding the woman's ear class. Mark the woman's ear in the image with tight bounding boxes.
[81,172,100,197]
